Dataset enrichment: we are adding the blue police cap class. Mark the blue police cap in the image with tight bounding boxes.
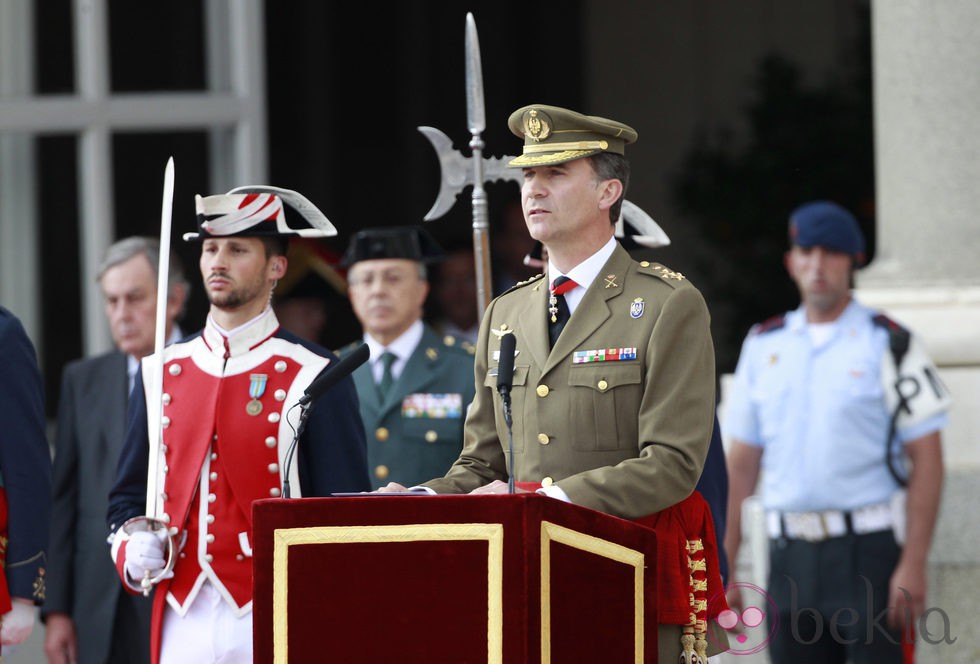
[788,201,866,265]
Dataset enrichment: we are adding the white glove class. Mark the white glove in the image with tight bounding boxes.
[0,598,36,645]
[124,529,170,584]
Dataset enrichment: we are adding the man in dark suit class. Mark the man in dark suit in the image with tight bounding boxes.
[341,226,476,489]
[0,306,52,650]
[44,237,188,664]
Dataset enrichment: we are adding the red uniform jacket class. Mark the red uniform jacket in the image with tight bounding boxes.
[108,309,369,663]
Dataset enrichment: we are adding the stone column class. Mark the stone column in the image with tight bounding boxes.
[861,2,980,661]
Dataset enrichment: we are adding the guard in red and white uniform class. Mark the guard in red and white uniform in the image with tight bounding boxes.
[107,186,369,664]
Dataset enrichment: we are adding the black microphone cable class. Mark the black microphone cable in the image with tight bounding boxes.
[282,344,370,498]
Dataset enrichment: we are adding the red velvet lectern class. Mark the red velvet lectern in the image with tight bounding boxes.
[253,494,660,663]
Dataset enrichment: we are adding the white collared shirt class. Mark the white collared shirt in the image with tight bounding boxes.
[546,235,617,315]
[363,319,424,384]
[128,326,184,396]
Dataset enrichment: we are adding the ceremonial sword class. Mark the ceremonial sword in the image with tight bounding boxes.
[122,157,178,595]
[146,156,173,519]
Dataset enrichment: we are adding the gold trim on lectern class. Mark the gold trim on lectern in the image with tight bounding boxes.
[539,521,645,663]
[272,523,505,664]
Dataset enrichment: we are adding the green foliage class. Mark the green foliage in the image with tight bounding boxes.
[671,39,874,373]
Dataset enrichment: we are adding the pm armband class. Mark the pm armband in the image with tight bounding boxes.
[880,334,951,429]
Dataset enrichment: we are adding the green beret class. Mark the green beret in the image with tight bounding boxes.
[506,104,638,168]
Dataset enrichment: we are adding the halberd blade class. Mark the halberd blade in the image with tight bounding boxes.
[465,13,486,135]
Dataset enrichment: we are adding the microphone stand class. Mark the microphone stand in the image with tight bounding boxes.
[282,343,369,499]
[282,402,313,499]
[500,387,515,494]
[496,332,517,494]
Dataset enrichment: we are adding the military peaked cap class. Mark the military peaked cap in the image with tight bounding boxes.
[507,104,638,168]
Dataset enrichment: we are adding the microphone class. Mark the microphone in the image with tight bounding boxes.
[283,343,369,498]
[299,343,370,406]
[496,332,516,398]
[496,333,517,494]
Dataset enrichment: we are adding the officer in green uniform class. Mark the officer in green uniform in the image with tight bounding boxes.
[380,105,723,660]
[340,226,476,489]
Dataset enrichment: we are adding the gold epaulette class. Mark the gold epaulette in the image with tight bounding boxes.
[503,273,545,295]
[439,335,477,356]
[637,260,686,283]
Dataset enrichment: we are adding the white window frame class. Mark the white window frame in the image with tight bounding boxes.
[0,0,267,357]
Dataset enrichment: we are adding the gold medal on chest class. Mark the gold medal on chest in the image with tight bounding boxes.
[246,399,263,416]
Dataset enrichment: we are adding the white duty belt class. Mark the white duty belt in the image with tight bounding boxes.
[767,501,894,542]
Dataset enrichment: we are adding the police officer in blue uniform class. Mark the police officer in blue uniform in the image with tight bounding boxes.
[340,226,476,489]
[724,201,950,663]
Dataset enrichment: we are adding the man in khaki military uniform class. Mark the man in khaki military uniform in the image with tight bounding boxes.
[381,104,723,659]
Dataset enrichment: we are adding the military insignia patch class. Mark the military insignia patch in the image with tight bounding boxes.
[573,348,637,363]
[33,567,45,602]
[401,393,463,419]
[630,298,645,319]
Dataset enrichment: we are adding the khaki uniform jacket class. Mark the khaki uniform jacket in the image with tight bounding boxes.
[425,244,716,520]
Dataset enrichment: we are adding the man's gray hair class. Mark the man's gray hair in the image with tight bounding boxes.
[97,236,189,299]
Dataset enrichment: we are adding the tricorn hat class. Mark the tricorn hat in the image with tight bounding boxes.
[183,185,337,241]
[341,226,445,267]
[507,104,638,168]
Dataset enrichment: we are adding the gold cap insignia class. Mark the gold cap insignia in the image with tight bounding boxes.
[524,109,552,142]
